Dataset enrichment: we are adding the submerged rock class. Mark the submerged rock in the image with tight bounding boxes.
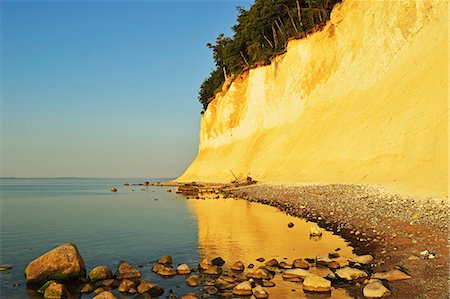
[363,280,391,298]
[186,274,202,287]
[372,269,411,281]
[89,265,113,282]
[114,261,141,279]
[302,274,331,292]
[43,282,68,299]
[25,243,86,285]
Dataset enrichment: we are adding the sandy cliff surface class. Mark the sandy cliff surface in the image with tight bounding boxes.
[178,0,448,198]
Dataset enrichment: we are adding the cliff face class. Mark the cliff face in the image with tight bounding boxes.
[178,0,448,198]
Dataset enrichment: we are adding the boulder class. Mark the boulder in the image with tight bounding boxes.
[231,261,245,272]
[252,285,269,298]
[265,259,278,267]
[232,281,253,296]
[186,274,202,287]
[25,243,86,285]
[115,261,141,279]
[89,265,113,282]
[350,255,374,265]
[177,263,191,275]
[212,257,225,266]
[292,258,309,269]
[372,270,411,281]
[302,274,331,292]
[137,279,164,296]
[93,291,118,299]
[363,280,391,298]
[158,256,173,266]
[118,279,135,292]
[335,267,368,281]
[43,282,68,299]
[282,268,310,279]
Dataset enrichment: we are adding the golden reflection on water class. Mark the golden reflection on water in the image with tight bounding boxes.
[187,196,356,299]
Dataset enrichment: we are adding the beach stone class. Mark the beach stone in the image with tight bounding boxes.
[137,279,164,296]
[363,280,391,298]
[282,268,310,279]
[262,280,275,287]
[247,268,272,280]
[89,265,113,282]
[316,256,333,266]
[302,274,331,292]
[328,252,340,259]
[212,257,225,266]
[93,291,118,299]
[199,258,212,270]
[233,281,253,296]
[253,285,269,298]
[265,259,278,267]
[158,255,173,266]
[350,255,374,265]
[95,279,117,287]
[335,267,368,280]
[293,258,309,269]
[80,282,94,293]
[186,274,202,287]
[287,222,294,228]
[25,243,86,285]
[152,263,166,273]
[231,261,245,272]
[38,280,56,294]
[372,269,411,281]
[111,188,117,192]
[203,265,222,275]
[118,279,135,292]
[309,226,322,237]
[177,263,191,274]
[115,261,141,279]
[278,261,292,269]
[256,257,265,262]
[203,285,219,295]
[129,287,137,294]
[157,266,177,276]
[181,293,200,299]
[94,287,110,294]
[43,282,68,299]
[328,261,340,269]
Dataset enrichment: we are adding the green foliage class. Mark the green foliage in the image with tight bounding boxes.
[198,0,341,110]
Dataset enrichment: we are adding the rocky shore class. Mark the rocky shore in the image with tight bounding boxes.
[226,183,448,299]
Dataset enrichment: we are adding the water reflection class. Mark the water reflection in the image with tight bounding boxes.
[187,196,355,298]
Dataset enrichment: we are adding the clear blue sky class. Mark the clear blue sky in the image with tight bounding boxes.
[1,0,252,178]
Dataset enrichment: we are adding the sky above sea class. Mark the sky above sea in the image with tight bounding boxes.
[1,0,252,178]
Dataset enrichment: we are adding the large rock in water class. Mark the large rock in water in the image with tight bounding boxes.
[25,243,86,285]
[114,261,141,279]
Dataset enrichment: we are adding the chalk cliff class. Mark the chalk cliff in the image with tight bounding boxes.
[178,0,448,198]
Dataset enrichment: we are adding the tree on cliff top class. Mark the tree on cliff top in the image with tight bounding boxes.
[198,0,341,111]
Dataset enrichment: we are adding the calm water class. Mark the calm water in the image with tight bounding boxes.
[0,178,355,298]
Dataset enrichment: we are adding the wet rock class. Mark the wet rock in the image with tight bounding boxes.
[199,258,212,270]
[231,261,245,272]
[247,268,272,280]
[137,279,164,296]
[43,282,68,299]
[287,222,294,228]
[177,263,191,275]
[328,252,340,259]
[25,243,86,285]
[232,281,253,296]
[328,261,340,269]
[152,263,166,273]
[93,291,118,299]
[203,265,222,275]
[292,258,309,269]
[111,188,117,192]
[38,280,56,294]
[302,274,331,292]
[89,265,113,282]
[262,280,275,287]
[0,266,13,271]
[282,268,310,279]
[115,261,141,279]
[95,279,117,287]
[158,256,173,266]
[278,261,292,269]
[256,257,265,262]
[248,263,255,269]
[157,266,177,276]
[128,287,137,294]
[203,285,219,295]
[166,189,172,192]
[363,280,391,298]
[252,285,269,298]
[80,283,94,293]
[94,287,110,294]
[316,256,333,266]
[118,279,135,292]
[186,274,202,287]
[350,255,374,265]
[265,259,278,267]
[335,267,368,281]
[372,270,411,281]
[309,226,322,237]
[181,293,200,299]
[212,257,225,266]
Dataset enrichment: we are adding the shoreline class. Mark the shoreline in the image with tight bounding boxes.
[170,181,448,298]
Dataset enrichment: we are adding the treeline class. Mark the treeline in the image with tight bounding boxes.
[199,0,341,110]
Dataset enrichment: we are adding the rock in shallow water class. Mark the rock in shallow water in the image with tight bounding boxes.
[186,274,202,287]
[253,285,269,298]
[282,268,310,279]
[350,255,374,265]
[115,261,141,279]
[292,258,309,269]
[177,263,191,274]
[231,261,245,272]
[302,274,331,292]
[25,243,86,285]
[232,281,253,296]
[43,282,68,299]
[158,255,173,266]
[137,279,164,296]
[363,280,391,298]
[92,291,118,299]
[372,269,411,281]
[89,265,113,282]
[335,267,368,281]
[118,279,135,292]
